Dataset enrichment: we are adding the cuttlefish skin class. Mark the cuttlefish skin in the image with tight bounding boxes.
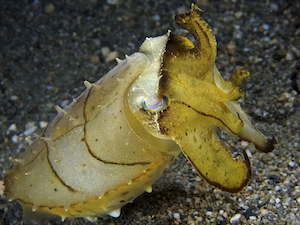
[3,4,275,222]
[157,5,276,192]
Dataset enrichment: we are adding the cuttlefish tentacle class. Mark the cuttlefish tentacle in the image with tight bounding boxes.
[224,101,277,153]
[159,5,275,192]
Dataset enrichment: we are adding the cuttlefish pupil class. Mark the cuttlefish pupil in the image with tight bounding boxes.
[142,96,170,112]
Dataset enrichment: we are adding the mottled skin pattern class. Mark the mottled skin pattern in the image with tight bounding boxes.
[3,4,275,223]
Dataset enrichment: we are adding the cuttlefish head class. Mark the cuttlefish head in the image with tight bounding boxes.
[128,4,276,192]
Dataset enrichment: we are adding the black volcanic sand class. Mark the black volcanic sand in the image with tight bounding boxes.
[0,1,299,224]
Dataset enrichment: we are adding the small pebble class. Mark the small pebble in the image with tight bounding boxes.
[246,149,252,157]
[217,216,223,221]
[284,197,292,206]
[263,23,269,30]
[23,126,37,136]
[261,209,269,215]
[10,95,19,101]
[286,51,295,61]
[153,14,160,21]
[196,217,203,222]
[206,211,213,217]
[234,11,243,19]
[195,176,201,181]
[25,121,36,130]
[39,121,48,128]
[101,47,111,57]
[192,211,199,216]
[289,161,296,167]
[249,216,257,220]
[230,213,241,223]
[107,0,120,5]
[194,197,201,204]
[264,36,271,42]
[90,54,100,63]
[241,140,249,147]
[11,135,19,143]
[44,3,55,14]
[270,3,279,11]
[173,212,180,220]
[275,198,281,204]
[227,44,236,54]
[254,108,261,115]
[105,51,119,62]
[61,100,69,108]
[8,123,17,132]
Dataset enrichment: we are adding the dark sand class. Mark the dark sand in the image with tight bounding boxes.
[1,1,299,224]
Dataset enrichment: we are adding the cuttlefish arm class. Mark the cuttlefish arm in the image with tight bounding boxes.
[158,4,276,192]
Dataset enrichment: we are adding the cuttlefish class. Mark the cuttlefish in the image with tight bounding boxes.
[3,4,275,222]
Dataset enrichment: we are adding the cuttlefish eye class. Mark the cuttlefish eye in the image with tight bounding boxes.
[142,96,170,112]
